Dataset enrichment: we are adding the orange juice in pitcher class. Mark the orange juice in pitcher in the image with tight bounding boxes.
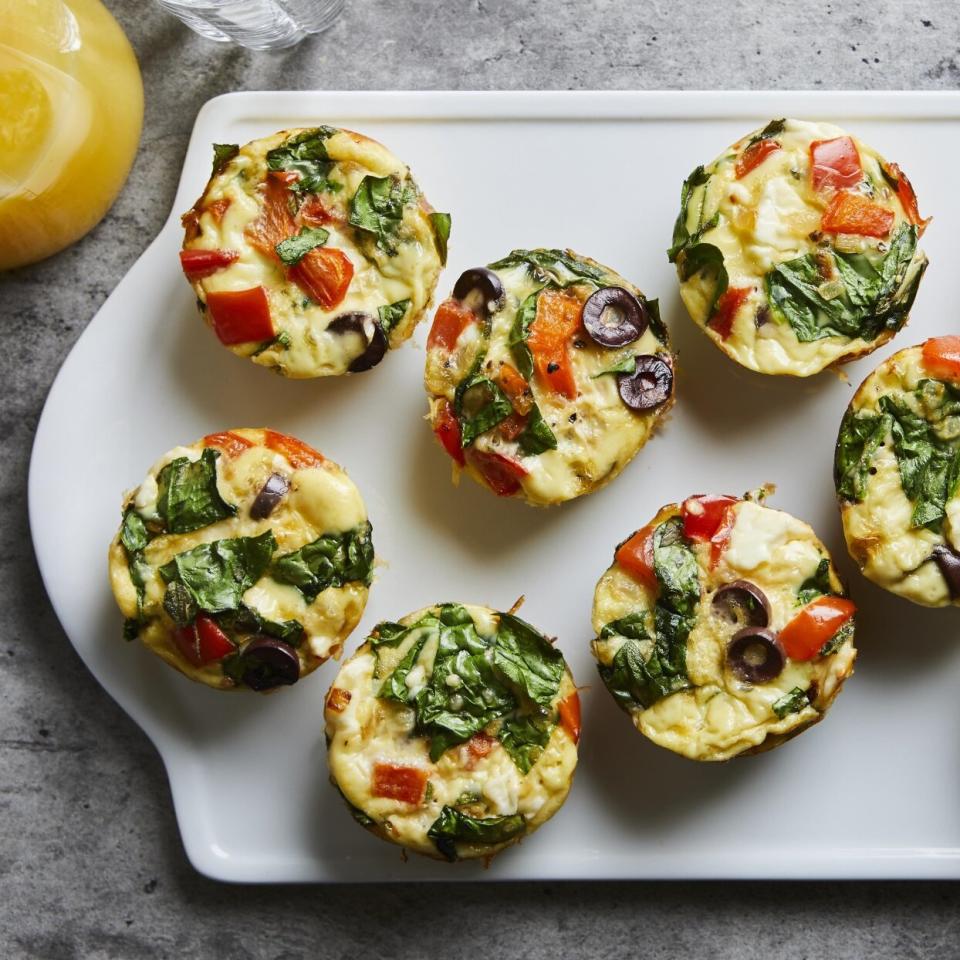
[0,0,143,270]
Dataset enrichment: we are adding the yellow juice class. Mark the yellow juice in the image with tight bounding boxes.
[0,0,143,270]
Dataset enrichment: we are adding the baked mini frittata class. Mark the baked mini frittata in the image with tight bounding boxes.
[836,337,960,607]
[424,249,675,505]
[180,127,450,378]
[591,492,857,761]
[669,118,929,377]
[325,603,580,861]
[108,429,373,691]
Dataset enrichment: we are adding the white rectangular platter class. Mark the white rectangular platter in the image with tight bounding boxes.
[30,91,960,882]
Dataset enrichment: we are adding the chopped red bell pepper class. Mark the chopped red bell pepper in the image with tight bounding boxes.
[820,190,894,238]
[205,287,274,345]
[427,298,476,351]
[205,198,232,223]
[433,400,465,466]
[615,525,658,592]
[469,449,527,497]
[289,247,354,309]
[371,762,428,805]
[202,431,255,459]
[709,503,740,567]
[735,138,781,179]
[682,494,741,542]
[264,429,325,469]
[557,692,581,744]
[325,687,352,713]
[465,732,497,768]
[173,615,234,668]
[922,336,960,381]
[780,596,856,661]
[882,161,930,235]
[498,413,529,442]
[244,170,297,257]
[810,136,862,192]
[179,248,239,281]
[496,362,533,415]
[297,193,345,227]
[528,289,582,400]
[709,286,752,340]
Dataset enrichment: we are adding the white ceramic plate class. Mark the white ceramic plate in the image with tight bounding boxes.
[30,91,960,882]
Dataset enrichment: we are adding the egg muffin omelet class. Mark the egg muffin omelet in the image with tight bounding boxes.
[669,118,929,377]
[180,128,450,378]
[108,429,373,691]
[325,603,580,861]
[424,249,674,505]
[591,492,856,761]
[836,337,960,607]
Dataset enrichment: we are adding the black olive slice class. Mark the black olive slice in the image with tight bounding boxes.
[617,355,673,411]
[328,312,388,372]
[726,627,785,684]
[452,267,505,316]
[239,636,301,691]
[250,472,290,521]
[582,287,648,347]
[712,580,771,628]
[931,544,960,598]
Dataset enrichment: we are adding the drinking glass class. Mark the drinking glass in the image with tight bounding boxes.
[153,0,344,50]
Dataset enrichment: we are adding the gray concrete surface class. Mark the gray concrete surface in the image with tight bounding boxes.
[3,1,960,957]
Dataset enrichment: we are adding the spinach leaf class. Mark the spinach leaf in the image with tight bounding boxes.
[429,211,451,265]
[772,686,810,719]
[599,612,650,641]
[416,640,515,761]
[597,634,690,712]
[880,394,960,529]
[378,299,410,334]
[645,297,668,343]
[159,531,276,614]
[271,521,374,602]
[123,618,140,642]
[592,355,638,379]
[211,143,239,175]
[765,225,921,343]
[507,289,539,380]
[368,620,411,648]
[348,175,416,255]
[215,605,304,646]
[750,118,786,143]
[820,619,854,657]
[266,127,340,196]
[487,248,606,285]
[493,613,564,708]
[427,806,526,862]
[120,508,152,623]
[275,226,329,265]
[454,372,512,448]
[797,558,833,605]
[121,509,149,554]
[598,521,697,711]
[652,518,700,616]
[377,622,434,702]
[156,448,236,535]
[162,580,196,627]
[668,165,717,262]
[517,403,558,456]
[677,242,728,318]
[834,409,891,501]
[498,714,552,774]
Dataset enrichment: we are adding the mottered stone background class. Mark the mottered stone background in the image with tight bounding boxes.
[3,1,959,957]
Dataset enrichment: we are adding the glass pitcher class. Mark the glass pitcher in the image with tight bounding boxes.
[0,0,143,270]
